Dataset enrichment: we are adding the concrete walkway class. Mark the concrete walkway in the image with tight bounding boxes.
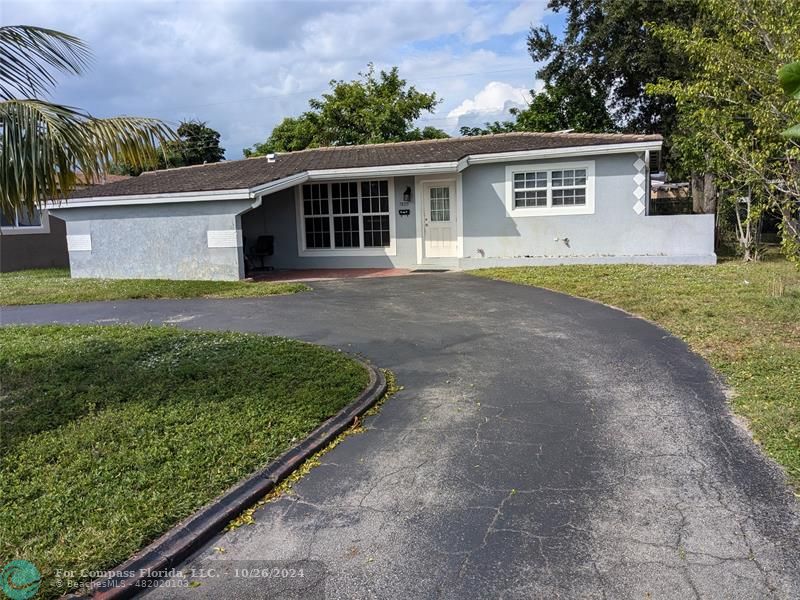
[3,273,798,599]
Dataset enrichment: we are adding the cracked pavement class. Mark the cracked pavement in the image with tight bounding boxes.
[3,272,799,599]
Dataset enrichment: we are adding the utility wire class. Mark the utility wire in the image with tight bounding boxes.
[159,64,534,114]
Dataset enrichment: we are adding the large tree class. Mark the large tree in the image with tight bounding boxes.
[527,0,698,137]
[115,119,225,174]
[0,26,174,217]
[244,65,447,156]
[462,0,697,141]
[460,83,614,136]
[168,120,225,166]
[649,0,800,262]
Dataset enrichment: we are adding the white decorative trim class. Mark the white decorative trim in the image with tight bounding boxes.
[294,178,397,257]
[67,234,92,251]
[46,188,251,209]
[414,176,424,264]
[250,172,309,197]
[504,160,596,217]
[462,141,662,169]
[307,163,459,180]
[633,153,647,214]
[207,229,241,248]
[456,172,464,259]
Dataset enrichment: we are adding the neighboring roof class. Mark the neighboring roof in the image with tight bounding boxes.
[68,132,662,200]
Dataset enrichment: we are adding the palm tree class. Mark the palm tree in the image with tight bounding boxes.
[0,25,175,218]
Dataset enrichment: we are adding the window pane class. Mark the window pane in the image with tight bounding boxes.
[514,171,547,190]
[363,215,390,247]
[305,217,330,248]
[361,180,389,214]
[303,184,330,215]
[514,190,547,208]
[430,186,450,221]
[552,188,586,206]
[333,215,360,248]
[575,169,587,185]
[1,210,15,227]
[18,207,41,227]
[331,181,358,214]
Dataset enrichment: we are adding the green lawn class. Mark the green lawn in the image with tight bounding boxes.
[473,260,800,489]
[0,325,370,598]
[0,268,307,305]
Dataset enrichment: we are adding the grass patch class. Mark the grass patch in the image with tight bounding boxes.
[0,325,369,598]
[0,268,307,305]
[473,261,800,488]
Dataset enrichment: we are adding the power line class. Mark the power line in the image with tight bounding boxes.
[160,64,534,115]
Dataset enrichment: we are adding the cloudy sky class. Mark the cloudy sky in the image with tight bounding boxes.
[2,0,565,158]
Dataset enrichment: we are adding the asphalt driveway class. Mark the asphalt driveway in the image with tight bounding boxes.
[3,273,798,599]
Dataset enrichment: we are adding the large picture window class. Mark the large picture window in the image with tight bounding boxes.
[300,179,393,253]
[505,161,595,216]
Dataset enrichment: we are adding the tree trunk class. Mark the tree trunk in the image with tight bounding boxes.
[690,173,717,214]
[691,173,704,213]
[702,172,717,214]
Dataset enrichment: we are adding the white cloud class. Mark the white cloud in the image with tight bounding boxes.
[1,0,549,154]
[448,81,532,118]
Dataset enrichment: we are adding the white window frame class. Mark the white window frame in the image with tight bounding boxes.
[295,177,396,256]
[504,160,595,217]
[0,207,51,235]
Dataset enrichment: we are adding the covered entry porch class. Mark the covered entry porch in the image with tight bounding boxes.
[240,173,461,273]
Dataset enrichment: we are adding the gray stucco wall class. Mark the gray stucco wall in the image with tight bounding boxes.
[0,214,69,272]
[459,152,715,267]
[242,176,419,269]
[52,152,715,281]
[53,199,252,280]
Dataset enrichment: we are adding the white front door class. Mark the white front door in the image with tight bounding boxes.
[423,181,457,258]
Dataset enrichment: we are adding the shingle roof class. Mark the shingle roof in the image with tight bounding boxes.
[69,132,661,199]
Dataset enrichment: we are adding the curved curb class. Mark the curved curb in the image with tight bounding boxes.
[74,361,386,600]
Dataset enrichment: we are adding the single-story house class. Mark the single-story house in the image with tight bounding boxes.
[50,132,716,280]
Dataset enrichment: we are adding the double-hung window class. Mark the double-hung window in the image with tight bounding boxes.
[299,179,393,254]
[505,161,594,216]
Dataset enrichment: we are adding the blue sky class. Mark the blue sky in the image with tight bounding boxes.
[2,0,566,158]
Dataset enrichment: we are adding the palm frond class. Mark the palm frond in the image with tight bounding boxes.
[0,99,175,216]
[0,25,91,100]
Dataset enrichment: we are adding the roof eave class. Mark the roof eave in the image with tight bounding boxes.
[49,140,663,209]
[460,140,663,169]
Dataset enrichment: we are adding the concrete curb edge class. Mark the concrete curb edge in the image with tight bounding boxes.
[75,361,386,599]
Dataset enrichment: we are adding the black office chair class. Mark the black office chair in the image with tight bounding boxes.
[250,235,274,270]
